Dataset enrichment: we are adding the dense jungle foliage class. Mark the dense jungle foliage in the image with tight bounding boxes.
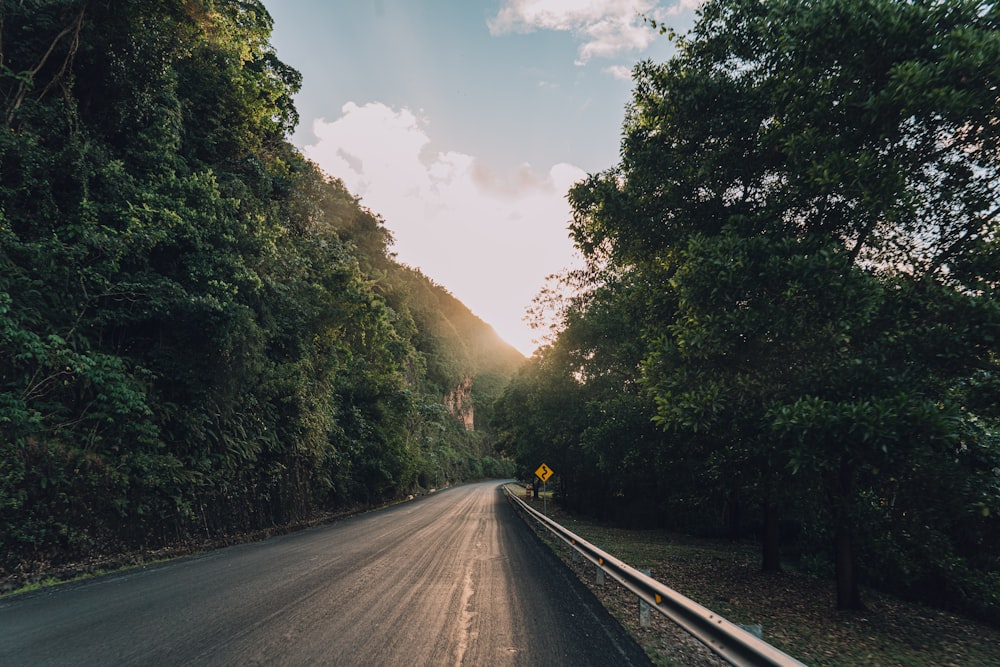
[0,0,521,577]
[494,0,1000,622]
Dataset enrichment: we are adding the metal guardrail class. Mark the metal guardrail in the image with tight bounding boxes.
[503,485,806,667]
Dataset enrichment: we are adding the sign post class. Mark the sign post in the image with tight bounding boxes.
[534,463,554,514]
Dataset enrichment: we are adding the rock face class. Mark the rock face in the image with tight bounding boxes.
[445,376,475,431]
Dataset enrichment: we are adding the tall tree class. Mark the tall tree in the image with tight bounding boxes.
[569,0,1000,611]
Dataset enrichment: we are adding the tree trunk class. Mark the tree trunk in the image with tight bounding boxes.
[833,521,864,610]
[725,487,741,541]
[826,458,865,611]
[761,500,782,572]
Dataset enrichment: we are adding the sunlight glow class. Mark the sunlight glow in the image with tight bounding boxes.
[304,102,586,355]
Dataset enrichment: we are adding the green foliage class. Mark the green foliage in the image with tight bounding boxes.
[498,0,1000,620]
[0,1,519,576]
[494,268,676,524]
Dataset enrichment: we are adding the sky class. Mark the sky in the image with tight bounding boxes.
[262,0,701,355]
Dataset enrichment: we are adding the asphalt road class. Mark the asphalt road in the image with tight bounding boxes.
[1,481,651,666]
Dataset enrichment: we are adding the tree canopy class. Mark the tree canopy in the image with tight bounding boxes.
[1,0,521,578]
[495,0,1000,620]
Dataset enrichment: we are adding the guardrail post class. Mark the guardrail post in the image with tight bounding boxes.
[639,569,652,628]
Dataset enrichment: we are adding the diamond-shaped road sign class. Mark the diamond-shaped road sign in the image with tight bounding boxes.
[535,463,553,482]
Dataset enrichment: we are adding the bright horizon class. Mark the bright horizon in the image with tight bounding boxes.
[264,1,700,355]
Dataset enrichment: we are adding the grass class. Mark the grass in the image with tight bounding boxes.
[7,576,63,596]
[0,561,173,599]
[507,483,1000,667]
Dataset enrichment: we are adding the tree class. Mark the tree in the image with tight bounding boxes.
[569,0,1000,611]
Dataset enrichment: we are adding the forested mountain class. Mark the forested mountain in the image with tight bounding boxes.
[494,0,1000,623]
[0,1,520,578]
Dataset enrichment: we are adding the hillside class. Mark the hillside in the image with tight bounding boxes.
[0,1,522,580]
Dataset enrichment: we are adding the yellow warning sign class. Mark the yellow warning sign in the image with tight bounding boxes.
[535,463,554,482]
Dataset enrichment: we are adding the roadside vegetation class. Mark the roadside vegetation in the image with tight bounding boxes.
[495,0,1000,628]
[0,1,520,584]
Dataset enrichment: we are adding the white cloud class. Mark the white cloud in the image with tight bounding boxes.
[603,64,634,81]
[304,102,586,356]
[488,0,701,65]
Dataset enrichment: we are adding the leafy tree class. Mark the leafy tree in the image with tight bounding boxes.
[493,266,673,522]
[0,1,522,576]
[567,0,1000,613]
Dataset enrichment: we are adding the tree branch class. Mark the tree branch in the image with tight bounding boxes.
[36,5,85,103]
[846,213,880,267]
[923,205,998,280]
[5,5,85,125]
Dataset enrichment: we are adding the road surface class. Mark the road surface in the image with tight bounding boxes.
[1,481,651,666]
